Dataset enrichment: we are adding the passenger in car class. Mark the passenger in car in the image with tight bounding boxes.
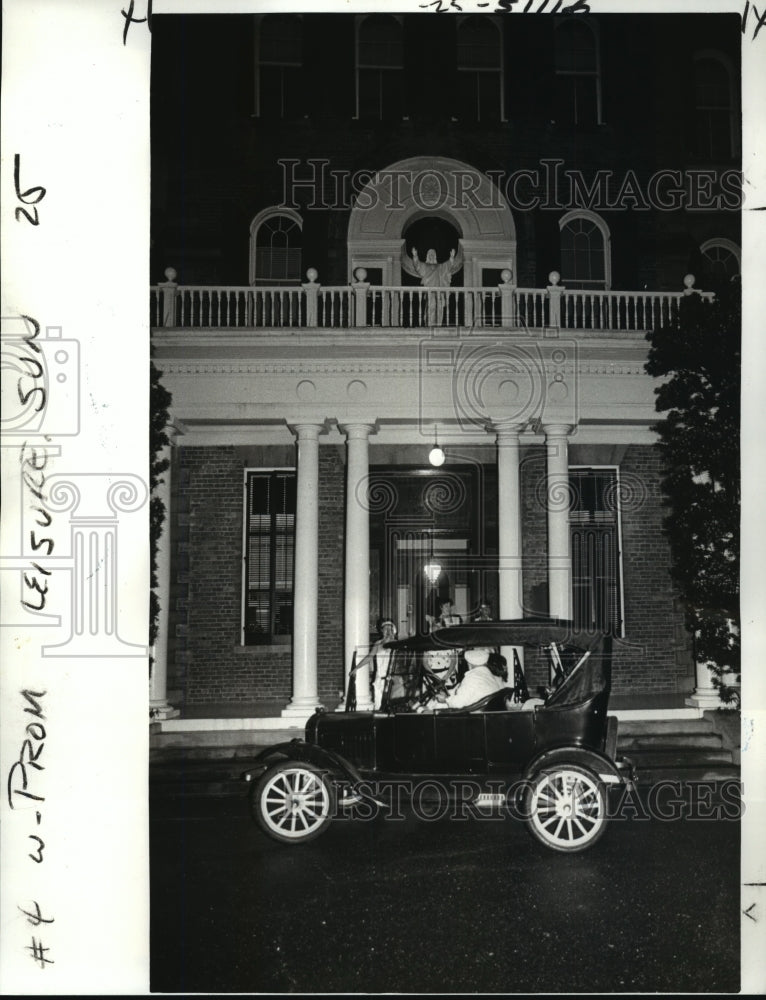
[428,647,506,709]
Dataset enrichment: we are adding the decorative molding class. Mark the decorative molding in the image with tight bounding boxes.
[160,360,646,377]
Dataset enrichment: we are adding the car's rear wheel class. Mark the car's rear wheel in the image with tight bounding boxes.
[525,764,607,853]
[253,761,335,844]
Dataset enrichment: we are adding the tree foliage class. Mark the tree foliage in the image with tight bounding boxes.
[645,281,740,684]
[150,361,173,648]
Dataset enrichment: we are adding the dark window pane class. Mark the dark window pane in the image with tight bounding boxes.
[282,66,303,118]
[458,17,501,69]
[695,58,730,108]
[245,471,296,643]
[555,20,597,72]
[260,15,302,64]
[457,71,500,121]
[260,65,284,118]
[457,73,480,121]
[381,70,403,119]
[569,470,621,634]
[359,14,403,68]
[560,218,605,288]
[695,109,731,160]
[359,68,402,119]
[477,73,501,121]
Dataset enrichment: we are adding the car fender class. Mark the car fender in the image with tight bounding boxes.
[241,739,368,789]
[522,745,626,788]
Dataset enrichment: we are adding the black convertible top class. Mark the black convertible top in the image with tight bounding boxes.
[385,618,598,652]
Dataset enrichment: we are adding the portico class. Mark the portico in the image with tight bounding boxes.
[149,289,712,727]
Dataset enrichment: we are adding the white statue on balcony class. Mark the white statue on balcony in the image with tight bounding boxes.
[401,245,464,325]
[401,245,464,287]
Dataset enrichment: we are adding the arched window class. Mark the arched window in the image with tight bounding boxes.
[559,211,610,290]
[554,19,601,126]
[694,54,735,160]
[356,14,404,120]
[700,239,740,284]
[250,209,302,286]
[255,14,303,118]
[456,16,504,122]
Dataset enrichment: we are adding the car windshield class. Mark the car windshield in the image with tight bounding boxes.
[383,648,429,710]
[378,620,610,713]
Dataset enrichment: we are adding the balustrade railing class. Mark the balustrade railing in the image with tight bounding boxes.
[151,270,713,333]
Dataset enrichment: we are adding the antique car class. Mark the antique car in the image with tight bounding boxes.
[242,619,636,853]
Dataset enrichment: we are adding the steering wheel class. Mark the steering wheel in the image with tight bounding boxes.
[411,668,450,708]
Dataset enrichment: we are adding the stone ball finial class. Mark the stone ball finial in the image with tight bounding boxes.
[306,267,318,283]
[164,267,178,282]
[500,268,513,284]
[548,271,560,286]
[683,274,695,289]
[354,267,368,282]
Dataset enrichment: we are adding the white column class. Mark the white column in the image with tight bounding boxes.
[544,423,573,620]
[283,423,323,718]
[686,659,724,709]
[149,428,179,720]
[342,423,375,710]
[495,425,525,620]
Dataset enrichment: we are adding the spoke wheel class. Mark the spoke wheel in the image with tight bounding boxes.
[526,765,607,853]
[253,762,335,844]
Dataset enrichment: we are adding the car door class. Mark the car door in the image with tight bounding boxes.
[433,711,488,773]
[390,711,438,772]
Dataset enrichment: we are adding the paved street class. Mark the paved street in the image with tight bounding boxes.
[150,788,740,994]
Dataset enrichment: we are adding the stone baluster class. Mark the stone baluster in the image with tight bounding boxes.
[159,267,178,327]
[547,270,563,329]
[498,267,515,328]
[352,268,370,328]
[303,268,319,327]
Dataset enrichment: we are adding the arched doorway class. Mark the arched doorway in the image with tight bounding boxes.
[346,155,516,286]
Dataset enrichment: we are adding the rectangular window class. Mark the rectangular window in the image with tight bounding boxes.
[243,470,296,644]
[569,468,623,635]
[358,68,403,120]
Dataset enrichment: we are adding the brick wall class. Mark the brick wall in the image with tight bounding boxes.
[518,443,692,695]
[152,14,740,292]
[520,445,551,693]
[171,443,347,707]
[317,447,346,704]
[616,446,694,693]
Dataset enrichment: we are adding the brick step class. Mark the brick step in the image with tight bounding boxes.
[618,733,723,751]
[632,763,741,785]
[150,728,302,750]
[617,718,717,736]
[151,742,287,762]
[624,748,732,767]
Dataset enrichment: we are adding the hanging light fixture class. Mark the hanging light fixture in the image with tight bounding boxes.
[428,424,445,467]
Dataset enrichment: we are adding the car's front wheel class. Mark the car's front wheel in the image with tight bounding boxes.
[252,761,335,844]
[525,764,607,853]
